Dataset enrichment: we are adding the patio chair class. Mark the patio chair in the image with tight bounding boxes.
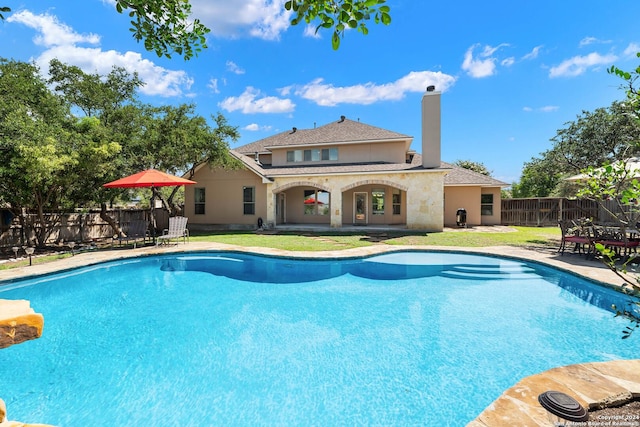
[558,219,594,256]
[112,219,150,248]
[156,216,189,245]
[595,225,640,258]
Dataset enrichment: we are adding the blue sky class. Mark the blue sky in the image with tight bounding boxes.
[2,1,639,184]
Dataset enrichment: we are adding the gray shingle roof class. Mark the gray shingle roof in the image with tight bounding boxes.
[230,152,508,187]
[236,117,412,154]
[441,161,508,187]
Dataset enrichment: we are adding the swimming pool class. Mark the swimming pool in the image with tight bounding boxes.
[1,251,638,426]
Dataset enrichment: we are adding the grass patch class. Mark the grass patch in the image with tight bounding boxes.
[0,252,73,270]
[189,226,561,251]
[0,227,561,271]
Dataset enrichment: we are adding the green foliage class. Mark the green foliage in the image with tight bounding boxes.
[513,101,640,198]
[578,54,640,338]
[609,52,640,114]
[115,0,210,60]
[453,159,492,176]
[511,156,564,198]
[285,0,391,50]
[0,58,240,242]
[4,1,392,58]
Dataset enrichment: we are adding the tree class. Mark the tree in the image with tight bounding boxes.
[2,1,391,59]
[576,55,640,339]
[0,59,121,248]
[125,104,240,215]
[453,159,492,176]
[512,101,640,198]
[511,156,564,198]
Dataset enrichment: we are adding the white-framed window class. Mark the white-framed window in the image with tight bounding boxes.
[287,148,338,163]
[194,188,205,215]
[243,186,255,215]
[481,194,494,216]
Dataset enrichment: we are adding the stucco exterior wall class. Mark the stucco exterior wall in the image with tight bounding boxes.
[443,186,502,226]
[480,187,502,225]
[444,186,481,226]
[184,167,267,226]
[269,141,407,166]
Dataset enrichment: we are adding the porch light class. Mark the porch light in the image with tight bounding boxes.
[23,246,35,266]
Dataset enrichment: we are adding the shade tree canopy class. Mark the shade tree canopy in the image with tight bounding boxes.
[511,101,640,198]
[0,58,240,244]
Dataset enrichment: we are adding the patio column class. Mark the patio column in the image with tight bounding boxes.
[330,189,342,228]
[265,182,276,227]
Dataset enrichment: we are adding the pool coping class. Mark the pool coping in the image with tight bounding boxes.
[1,242,637,425]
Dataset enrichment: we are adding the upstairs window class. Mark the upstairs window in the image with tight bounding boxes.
[287,148,338,163]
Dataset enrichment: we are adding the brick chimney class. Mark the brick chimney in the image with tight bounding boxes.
[421,85,441,169]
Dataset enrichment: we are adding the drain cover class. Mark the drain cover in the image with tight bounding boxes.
[538,391,589,422]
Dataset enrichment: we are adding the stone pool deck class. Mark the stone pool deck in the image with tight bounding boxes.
[0,241,637,425]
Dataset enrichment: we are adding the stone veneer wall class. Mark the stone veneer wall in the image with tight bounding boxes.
[266,170,447,231]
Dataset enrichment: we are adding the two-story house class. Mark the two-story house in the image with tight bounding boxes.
[184,88,507,231]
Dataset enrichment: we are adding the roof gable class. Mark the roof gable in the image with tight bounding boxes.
[236,117,412,154]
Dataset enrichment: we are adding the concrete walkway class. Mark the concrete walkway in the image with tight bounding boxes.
[0,240,637,425]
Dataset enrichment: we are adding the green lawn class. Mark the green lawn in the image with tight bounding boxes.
[0,226,561,270]
[189,226,561,251]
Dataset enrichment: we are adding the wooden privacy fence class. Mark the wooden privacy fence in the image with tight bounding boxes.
[501,198,637,226]
[0,209,170,250]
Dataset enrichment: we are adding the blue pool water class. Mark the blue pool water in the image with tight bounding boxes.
[1,251,638,426]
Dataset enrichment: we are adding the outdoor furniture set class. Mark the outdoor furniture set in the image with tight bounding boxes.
[112,216,189,248]
[558,219,640,258]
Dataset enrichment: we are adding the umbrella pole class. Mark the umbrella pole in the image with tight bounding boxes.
[151,188,156,244]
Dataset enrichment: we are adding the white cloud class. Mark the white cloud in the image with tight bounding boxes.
[7,10,193,98]
[208,78,220,94]
[549,52,617,78]
[522,45,543,60]
[501,57,515,67]
[294,71,457,107]
[190,0,291,41]
[523,105,559,112]
[8,10,100,47]
[624,43,640,57]
[579,36,598,47]
[540,105,559,112]
[579,36,611,47]
[461,43,509,78]
[244,123,272,131]
[303,25,322,39]
[226,61,245,74]
[219,87,295,113]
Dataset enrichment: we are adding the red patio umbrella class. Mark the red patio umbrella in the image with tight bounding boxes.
[103,169,196,242]
[103,169,196,188]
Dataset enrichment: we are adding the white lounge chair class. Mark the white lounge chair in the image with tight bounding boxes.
[157,216,189,245]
